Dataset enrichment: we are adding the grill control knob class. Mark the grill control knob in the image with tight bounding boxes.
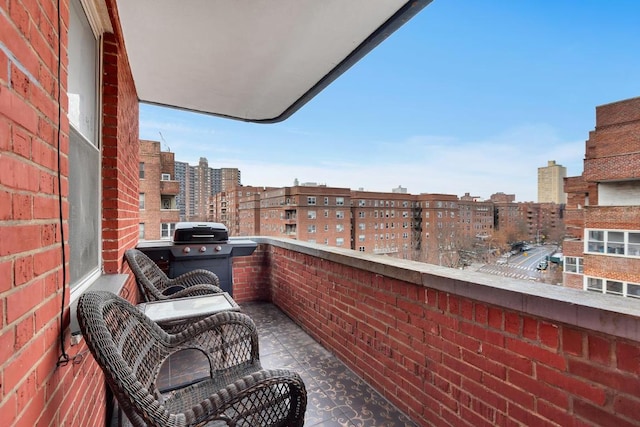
[183,247,191,254]
[199,246,206,252]
[215,245,222,252]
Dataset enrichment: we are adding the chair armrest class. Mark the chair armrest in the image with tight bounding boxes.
[169,311,259,369]
[162,284,224,299]
[169,369,307,427]
[171,269,221,288]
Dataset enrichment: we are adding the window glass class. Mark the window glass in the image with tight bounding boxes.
[565,257,577,273]
[69,128,100,285]
[606,280,623,295]
[607,231,624,254]
[586,277,602,292]
[587,230,605,253]
[161,223,176,239]
[628,233,640,256]
[628,283,640,299]
[68,0,100,289]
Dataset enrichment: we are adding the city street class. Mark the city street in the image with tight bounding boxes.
[476,245,558,281]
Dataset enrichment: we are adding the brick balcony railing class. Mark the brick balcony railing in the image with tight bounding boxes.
[160,179,180,195]
[232,237,640,427]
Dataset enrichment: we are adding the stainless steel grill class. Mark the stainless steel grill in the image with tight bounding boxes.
[137,222,256,296]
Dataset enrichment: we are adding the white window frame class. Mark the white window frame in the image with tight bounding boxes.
[161,223,177,240]
[564,256,583,274]
[308,196,316,205]
[584,275,640,299]
[307,225,316,233]
[68,0,106,299]
[336,237,344,246]
[336,224,344,232]
[336,211,344,219]
[161,173,171,180]
[585,229,640,257]
[307,210,316,219]
[336,197,344,206]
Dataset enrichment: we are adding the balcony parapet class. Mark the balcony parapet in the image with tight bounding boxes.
[234,237,640,427]
[244,237,640,342]
[160,180,180,195]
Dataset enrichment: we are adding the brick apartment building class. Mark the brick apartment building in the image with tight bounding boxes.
[228,185,565,267]
[563,96,640,299]
[210,185,269,236]
[350,190,418,259]
[138,140,180,240]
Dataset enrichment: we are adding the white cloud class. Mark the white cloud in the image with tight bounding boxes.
[141,112,586,202]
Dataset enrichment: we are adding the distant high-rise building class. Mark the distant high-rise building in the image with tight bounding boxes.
[173,158,241,221]
[538,160,567,204]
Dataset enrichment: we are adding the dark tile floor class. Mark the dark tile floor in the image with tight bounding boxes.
[243,302,417,427]
[157,302,417,426]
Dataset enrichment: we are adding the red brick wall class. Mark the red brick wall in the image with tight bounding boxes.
[232,244,271,303]
[260,245,640,427]
[101,21,140,274]
[0,0,139,425]
[584,97,640,183]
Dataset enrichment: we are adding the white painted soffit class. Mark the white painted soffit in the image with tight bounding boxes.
[115,0,431,123]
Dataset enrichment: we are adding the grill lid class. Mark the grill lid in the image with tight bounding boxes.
[173,222,229,244]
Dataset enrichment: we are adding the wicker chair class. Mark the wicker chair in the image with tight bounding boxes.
[77,291,307,427]
[125,248,223,302]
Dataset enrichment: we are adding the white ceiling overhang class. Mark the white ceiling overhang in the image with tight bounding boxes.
[115,0,431,123]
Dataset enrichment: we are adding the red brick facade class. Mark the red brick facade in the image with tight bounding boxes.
[564,96,640,296]
[0,1,139,425]
[139,140,180,241]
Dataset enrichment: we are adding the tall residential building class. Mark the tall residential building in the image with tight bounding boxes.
[538,160,567,204]
[563,96,640,299]
[173,157,241,221]
[138,140,180,240]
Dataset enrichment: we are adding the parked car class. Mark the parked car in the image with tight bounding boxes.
[537,260,548,270]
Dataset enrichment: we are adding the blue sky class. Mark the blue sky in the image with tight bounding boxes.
[139,1,640,202]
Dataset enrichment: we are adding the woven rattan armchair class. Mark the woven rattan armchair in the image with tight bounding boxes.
[77,291,307,427]
[125,248,223,301]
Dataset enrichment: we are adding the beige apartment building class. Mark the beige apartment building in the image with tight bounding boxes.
[538,160,567,204]
[138,140,180,240]
[563,96,640,299]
